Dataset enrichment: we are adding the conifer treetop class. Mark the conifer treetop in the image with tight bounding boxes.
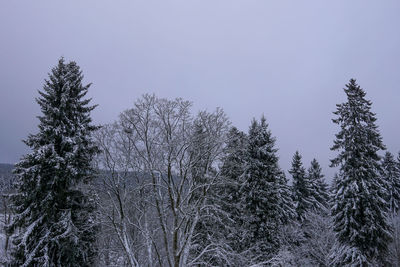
[8,58,99,266]
[331,79,385,168]
[329,79,390,266]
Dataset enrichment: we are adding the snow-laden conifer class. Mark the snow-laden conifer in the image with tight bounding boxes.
[330,79,391,266]
[289,151,315,220]
[219,127,248,251]
[191,126,249,265]
[242,116,294,261]
[7,58,99,266]
[307,158,329,211]
[276,171,296,224]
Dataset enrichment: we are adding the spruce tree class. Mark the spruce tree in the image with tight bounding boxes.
[7,58,99,266]
[330,173,340,196]
[382,152,400,214]
[194,127,249,265]
[289,151,315,221]
[330,79,390,266]
[242,116,292,261]
[219,127,248,253]
[307,158,329,211]
[276,170,296,224]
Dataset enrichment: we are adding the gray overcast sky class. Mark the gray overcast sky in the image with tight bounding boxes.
[1,0,399,180]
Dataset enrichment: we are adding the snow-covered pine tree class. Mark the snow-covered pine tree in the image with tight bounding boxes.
[289,151,315,221]
[191,126,249,266]
[218,127,248,253]
[307,159,329,211]
[382,152,400,214]
[330,79,391,266]
[7,58,99,267]
[242,116,291,262]
[330,173,339,195]
[276,170,296,225]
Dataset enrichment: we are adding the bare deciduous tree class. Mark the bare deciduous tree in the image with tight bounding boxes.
[94,94,229,266]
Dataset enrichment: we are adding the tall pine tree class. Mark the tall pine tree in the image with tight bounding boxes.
[219,127,248,254]
[194,127,249,265]
[7,58,99,266]
[330,79,391,266]
[242,116,294,262]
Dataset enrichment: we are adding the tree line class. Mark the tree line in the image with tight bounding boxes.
[3,59,400,266]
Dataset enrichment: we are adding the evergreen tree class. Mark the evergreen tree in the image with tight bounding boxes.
[330,79,390,266]
[330,173,340,196]
[193,127,249,265]
[276,170,296,224]
[382,152,400,214]
[218,127,248,253]
[242,116,292,261]
[289,151,315,221]
[307,158,329,211]
[7,58,99,266]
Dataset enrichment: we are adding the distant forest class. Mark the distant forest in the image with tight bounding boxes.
[2,59,400,266]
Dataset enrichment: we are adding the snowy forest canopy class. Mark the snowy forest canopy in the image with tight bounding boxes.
[2,59,400,267]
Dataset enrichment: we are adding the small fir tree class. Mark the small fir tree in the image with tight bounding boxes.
[307,159,329,211]
[289,151,315,221]
[330,173,340,196]
[195,127,249,265]
[7,58,99,266]
[330,79,391,266]
[276,171,296,224]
